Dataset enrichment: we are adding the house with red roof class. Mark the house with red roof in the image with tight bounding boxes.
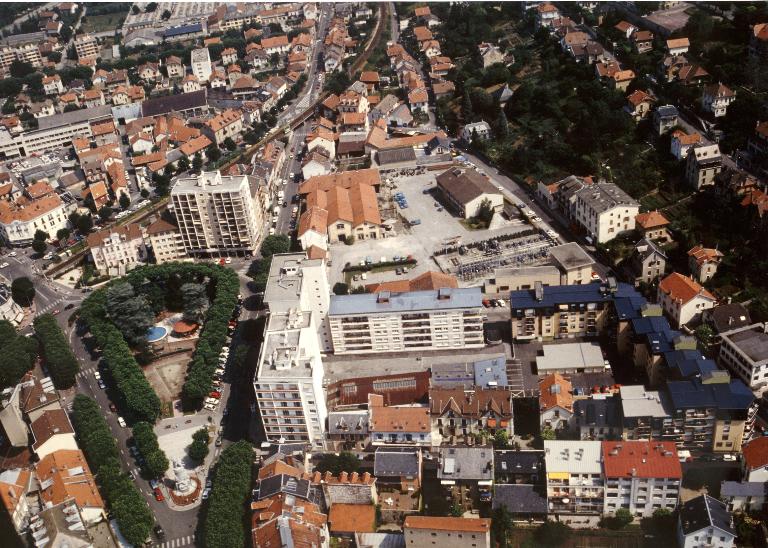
[742,437,768,482]
[687,245,724,283]
[602,441,681,517]
[657,272,717,327]
[635,210,671,242]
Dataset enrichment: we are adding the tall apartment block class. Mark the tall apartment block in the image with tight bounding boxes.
[254,253,331,447]
[717,323,768,393]
[170,171,262,257]
[328,287,484,354]
[509,281,636,341]
[602,441,681,517]
[544,440,604,516]
[191,47,212,82]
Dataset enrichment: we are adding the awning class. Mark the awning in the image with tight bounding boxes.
[440,480,456,486]
[487,419,497,428]
[548,472,569,480]
[477,480,493,486]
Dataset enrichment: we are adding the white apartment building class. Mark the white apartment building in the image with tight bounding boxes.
[0,193,74,246]
[718,323,768,393]
[0,105,114,159]
[263,253,332,352]
[254,253,333,448]
[42,75,64,95]
[568,182,639,244]
[602,441,681,518]
[657,272,717,328]
[328,287,485,355]
[544,440,604,516]
[74,34,99,59]
[170,171,263,257]
[191,47,212,83]
[701,83,735,118]
[86,224,146,277]
[146,217,187,264]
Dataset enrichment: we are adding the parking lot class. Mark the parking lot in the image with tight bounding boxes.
[327,170,536,288]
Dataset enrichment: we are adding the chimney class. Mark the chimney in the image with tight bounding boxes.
[340,471,348,483]
[362,472,371,483]
[323,471,333,482]
[312,471,321,483]
[350,472,359,483]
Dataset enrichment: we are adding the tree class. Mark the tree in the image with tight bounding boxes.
[145,2,158,12]
[76,213,93,233]
[11,277,35,307]
[31,239,47,254]
[613,508,633,528]
[176,156,190,173]
[496,109,509,140]
[140,188,150,199]
[132,422,169,478]
[493,429,509,449]
[33,314,80,389]
[0,320,37,388]
[492,507,513,547]
[260,234,290,258]
[462,89,474,123]
[98,205,113,221]
[333,282,349,295]
[315,452,359,475]
[534,521,572,547]
[450,503,463,517]
[222,137,237,151]
[192,153,203,172]
[541,426,556,440]
[56,228,71,243]
[695,324,715,352]
[181,282,209,323]
[161,9,171,20]
[131,5,140,15]
[119,193,131,210]
[34,229,49,242]
[106,282,155,346]
[188,427,210,462]
[207,146,221,162]
[204,441,253,548]
[9,60,34,78]
[476,198,494,226]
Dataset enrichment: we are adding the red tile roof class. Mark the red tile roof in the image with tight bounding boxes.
[687,245,723,266]
[743,437,768,470]
[538,374,573,412]
[658,272,716,304]
[328,504,376,533]
[602,441,682,479]
[635,211,670,229]
[405,516,490,533]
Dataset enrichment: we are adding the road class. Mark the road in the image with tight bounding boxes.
[389,2,399,43]
[458,147,613,280]
[0,248,81,328]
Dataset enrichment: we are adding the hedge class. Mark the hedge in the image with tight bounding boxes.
[203,441,254,548]
[33,314,80,389]
[80,263,239,412]
[72,395,153,546]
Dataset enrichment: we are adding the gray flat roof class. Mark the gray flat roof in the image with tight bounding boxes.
[536,342,604,372]
[721,324,768,364]
[619,385,671,418]
[263,253,325,309]
[329,287,482,316]
[36,104,113,131]
[438,446,493,481]
[548,242,594,271]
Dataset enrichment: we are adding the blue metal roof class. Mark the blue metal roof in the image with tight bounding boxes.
[614,293,648,320]
[666,378,754,411]
[509,282,637,310]
[163,23,203,38]
[664,350,718,379]
[630,316,681,353]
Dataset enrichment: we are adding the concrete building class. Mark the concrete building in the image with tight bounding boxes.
[435,167,503,219]
[369,395,431,447]
[544,440,604,516]
[720,481,767,513]
[35,449,105,525]
[742,437,768,482]
[86,223,146,277]
[0,276,23,325]
[191,47,212,82]
[0,43,43,74]
[74,34,99,59]
[618,385,672,443]
[686,144,722,190]
[657,273,717,327]
[569,181,639,244]
[202,108,243,146]
[404,516,491,548]
[629,238,667,285]
[30,408,78,460]
[484,265,561,294]
[701,83,735,118]
[0,373,59,448]
[535,342,606,375]
[677,495,735,548]
[0,468,33,534]
[429,388,513,445]
[0,190,74,246]
[328,287,484,355]
[718,323,768,393]
[145,217,187,264]
[539,374,574,433]
[573,396,622,440]
[170,171,263,257]
[460,121,492,143]
[602,441,681,517]
[548,242,595,284]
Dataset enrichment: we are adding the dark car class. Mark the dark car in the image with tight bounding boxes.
[154,525,165,539]
[64,303,75,310]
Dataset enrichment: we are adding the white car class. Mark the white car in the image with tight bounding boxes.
[8,251,16,257]
[204,403,216,411]
[496,299,507,307]
[0,263,8,269]
[94,371,102,381]
[225,257,232,264]
[722,454,737,462]
[269,227,276,235]
[117,416,127,428]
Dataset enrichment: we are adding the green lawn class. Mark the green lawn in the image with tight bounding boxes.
[80,13,125,34]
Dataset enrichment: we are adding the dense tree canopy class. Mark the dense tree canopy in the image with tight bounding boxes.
[0,320,37,389]
[187,427,210,462]
[11,276,35,307]
[106,282,155,346]
[132,422,169,478]
[34,314,79,389]
[315,452,360,475]
[203,441,254,548]
[181,282,209,323]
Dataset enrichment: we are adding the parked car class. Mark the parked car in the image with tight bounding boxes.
[94,371,101,381]
[97,380,106,390]
[109,403,116,412]
[201,487,211,500]
[149,479,160,490]
[154,525,165,539]
[209,391,221,399]
[117,416,126,428]
[153,487,164,501]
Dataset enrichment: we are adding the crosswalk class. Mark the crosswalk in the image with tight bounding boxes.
[37,296,64,316]
[76,366,97,380]
[159,534,195,548]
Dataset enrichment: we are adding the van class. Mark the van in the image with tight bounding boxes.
[273,206,280,215]
[678,450,692,462]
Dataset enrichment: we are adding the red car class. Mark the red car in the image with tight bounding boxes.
[210,391,221,399]
[153,487,164,502]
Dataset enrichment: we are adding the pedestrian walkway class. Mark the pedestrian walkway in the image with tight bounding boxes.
[76,365,97,380]
[36,296,64,316]
[159,534,195,548]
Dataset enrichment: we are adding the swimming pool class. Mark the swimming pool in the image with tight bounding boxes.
[146,325,169,343]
